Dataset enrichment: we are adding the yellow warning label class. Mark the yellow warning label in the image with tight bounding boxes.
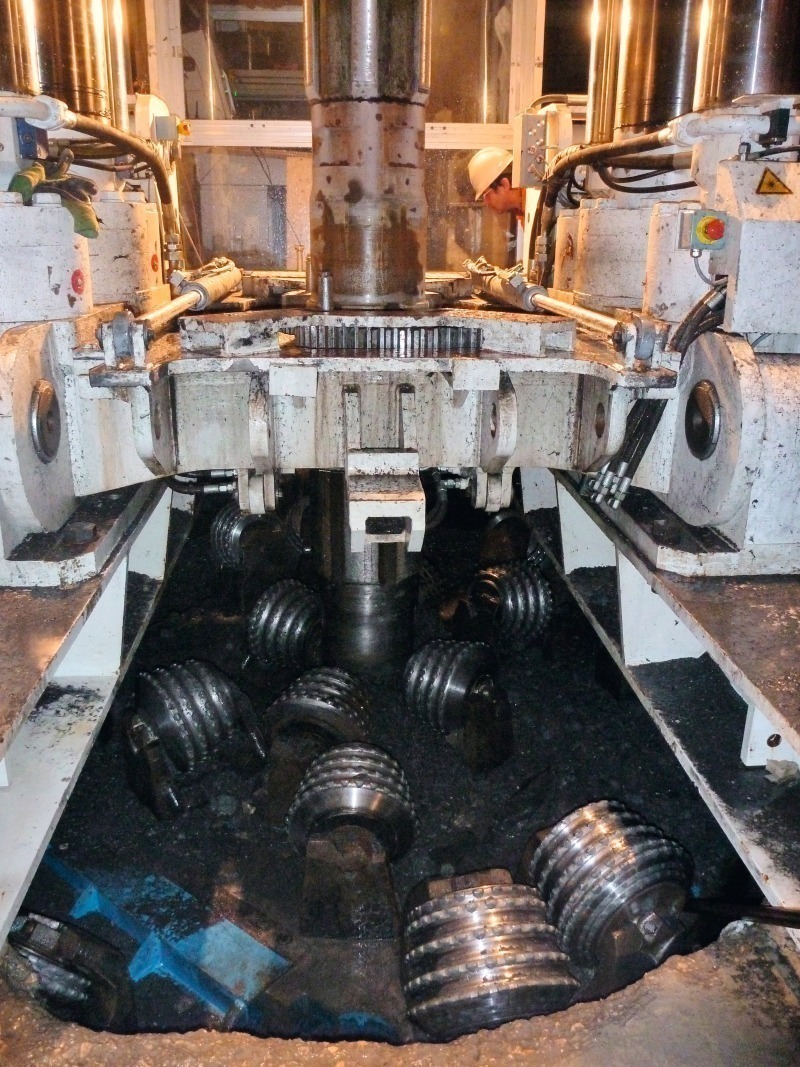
[756,167,793,195]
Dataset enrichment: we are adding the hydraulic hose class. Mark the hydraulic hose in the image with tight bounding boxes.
[532,128,674,282]
[602,151,693,171]
[66,114,179,238]
[543,129,674,205]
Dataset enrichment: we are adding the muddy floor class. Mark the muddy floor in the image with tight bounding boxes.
[2,493,794,1058]
[2,924,799,1065]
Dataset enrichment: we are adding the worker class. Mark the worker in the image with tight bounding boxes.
[467,146,525,220]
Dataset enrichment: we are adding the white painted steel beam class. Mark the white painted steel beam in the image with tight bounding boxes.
[182,120,514,150]
[0,489,187,945]
[557,479,616,573]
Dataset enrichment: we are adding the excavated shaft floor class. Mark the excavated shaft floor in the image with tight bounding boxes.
[2,926,799,1065]
[1,498,799,1061]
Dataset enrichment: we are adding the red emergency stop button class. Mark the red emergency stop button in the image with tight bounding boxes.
[696,215,726,244]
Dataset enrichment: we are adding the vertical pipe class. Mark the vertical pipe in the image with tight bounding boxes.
[482,0,490,124]
[106,0,130,130]
[304,0,432,309]
[0,0,41,95]
[616,0,702,134]
[36,0,113,121]
[586,0,623,143]
[694,0,800,110]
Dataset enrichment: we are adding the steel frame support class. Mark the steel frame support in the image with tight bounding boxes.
[148,1,546,151]
[0,488,191,944]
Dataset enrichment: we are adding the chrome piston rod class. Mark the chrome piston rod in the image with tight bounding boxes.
[465,257,637,352]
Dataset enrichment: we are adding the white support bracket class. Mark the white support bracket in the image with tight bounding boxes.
[557,479,617,573]
[53,562,128,683]
[617,552,704,667]
[741,704,800,769]
[128,486,173,582]
[343,388,426,554]
[521,467,558,511]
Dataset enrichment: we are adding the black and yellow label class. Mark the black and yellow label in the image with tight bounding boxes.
[756,168,793,195]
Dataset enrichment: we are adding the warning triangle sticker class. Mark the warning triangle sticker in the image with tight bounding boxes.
[756,167,793,195]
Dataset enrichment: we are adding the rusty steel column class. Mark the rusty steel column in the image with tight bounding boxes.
[304,0,432,309]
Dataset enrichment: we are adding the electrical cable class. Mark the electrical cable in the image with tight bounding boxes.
[692,255,718,287]
[749,145,800,160]
[179,212,204,269]
[562,174,581,208]
[250,147,304,250]
[602,168,666,184]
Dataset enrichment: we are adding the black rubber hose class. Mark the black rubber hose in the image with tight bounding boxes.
[424,472,449,530]
[686,899,800,929]
[60,142,134,159]
[68,114,178,235]
[616,400,651,466]
[671,284,727,355]
[602,151,693,171]
[531,129,672,283]
[594,164,696,195]
[542,130,670,211]
[165,475,236,495]
[626,400,668,474]
[683,309,725,353]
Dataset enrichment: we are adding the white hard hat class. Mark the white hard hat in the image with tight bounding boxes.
[468,147,514,200]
